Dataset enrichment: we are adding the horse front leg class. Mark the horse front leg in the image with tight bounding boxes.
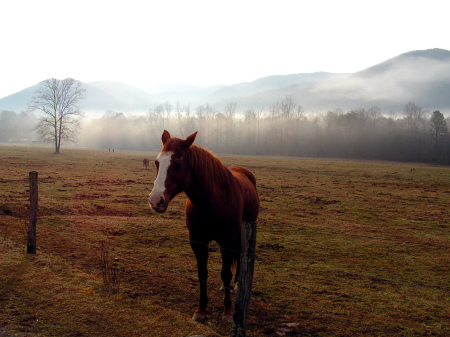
[191,242,209,322]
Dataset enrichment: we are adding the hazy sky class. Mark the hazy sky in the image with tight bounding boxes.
[1,0,449,99]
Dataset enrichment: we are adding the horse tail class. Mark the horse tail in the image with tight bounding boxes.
[231,256,238,277]
[245,170,257,187]
[232,251,240,287]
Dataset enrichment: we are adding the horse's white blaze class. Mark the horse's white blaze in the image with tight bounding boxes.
[149,151,173,207]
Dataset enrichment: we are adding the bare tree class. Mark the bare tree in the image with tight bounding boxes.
[294,105,305,121]
[281,94,296,119]
[151,104,165,119]
[163,101,173,123]
[224,102,237,152]
[28,78,86,154]
[270,101,281,119]
[184,104,191,120]
[204,104,215,147]
[244,108,256,153]
[255,107,264,154]
[175,101,184,120]
[224,102,236,119]
[368,105,381,120]
[403,102,427,131]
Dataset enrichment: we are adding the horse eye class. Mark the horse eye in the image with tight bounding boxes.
[173,162,182,169]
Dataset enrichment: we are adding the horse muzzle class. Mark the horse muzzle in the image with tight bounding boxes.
[149,193,168,213]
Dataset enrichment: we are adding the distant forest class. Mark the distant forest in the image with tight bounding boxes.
[1,96,449,164]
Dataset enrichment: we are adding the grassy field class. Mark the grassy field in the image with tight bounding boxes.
[0,145,449,336]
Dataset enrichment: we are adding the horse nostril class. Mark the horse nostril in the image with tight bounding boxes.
[157,197,164,208]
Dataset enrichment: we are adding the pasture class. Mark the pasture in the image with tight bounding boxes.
[0,145,449,336]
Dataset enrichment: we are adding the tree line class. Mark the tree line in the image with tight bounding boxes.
[1,96,449,164]
[79,96,448,164]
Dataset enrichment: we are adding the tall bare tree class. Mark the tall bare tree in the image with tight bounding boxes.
[281,94,296,119]
[403,102,427,131]
[28,78,86,154]
[224,102,237,151]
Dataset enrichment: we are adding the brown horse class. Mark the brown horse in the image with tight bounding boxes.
[148,130,259,323]
[143,158,150,169]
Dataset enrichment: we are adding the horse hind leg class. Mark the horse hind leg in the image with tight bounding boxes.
[219,258,238,293]
[219,257,238,293]
[220,251,236,323]
[191,242,209,322]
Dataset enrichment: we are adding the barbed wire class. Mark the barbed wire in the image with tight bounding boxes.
[2,220,409,336]
[0,194,242,254]
[0,216,410,336]
[3,193,447,249]
[40,203,244,255]
[1,198,445,335]
[5,204,448,297]
[1,195,448,293]
[1,201,230,289]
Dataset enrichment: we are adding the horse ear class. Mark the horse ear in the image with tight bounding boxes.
[161,130,170,145]
[182,131,198,150]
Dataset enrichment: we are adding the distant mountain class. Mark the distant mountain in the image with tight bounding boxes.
[142,73,348,107]
[1,48,449,115]
[206,72,349,104]
[83,81,154,113]
[0,81,155,115]
[145,84,226,106]
[356,48,450,77]
[230,48,450,112]
[0,84,40,113]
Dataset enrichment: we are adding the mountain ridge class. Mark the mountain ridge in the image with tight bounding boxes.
[1,48,449,115]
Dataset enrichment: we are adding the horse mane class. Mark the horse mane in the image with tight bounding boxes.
[187,145,232,192]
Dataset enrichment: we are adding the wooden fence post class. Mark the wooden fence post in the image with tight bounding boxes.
[27,171,38,254]
[230,221,257,337]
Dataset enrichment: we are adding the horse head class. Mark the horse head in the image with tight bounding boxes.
[148,130,197,213]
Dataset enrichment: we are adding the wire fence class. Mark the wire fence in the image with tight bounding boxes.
[3,195,449,292]
[0,193,448,336]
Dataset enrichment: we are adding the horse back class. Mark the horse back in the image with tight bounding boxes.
[228,166,260,222]
[228,166,256,187]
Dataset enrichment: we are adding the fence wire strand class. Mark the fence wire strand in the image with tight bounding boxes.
[0,194,447,336]
[1,195,448,293]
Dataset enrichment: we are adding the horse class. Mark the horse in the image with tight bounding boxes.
[143,158,150,169]
[148,130,259,323]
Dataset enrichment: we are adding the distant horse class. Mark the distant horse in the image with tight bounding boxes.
[143,158,150,169]
[148,130,259,323]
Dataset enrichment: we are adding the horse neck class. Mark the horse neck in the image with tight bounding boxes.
[186,146,232,206]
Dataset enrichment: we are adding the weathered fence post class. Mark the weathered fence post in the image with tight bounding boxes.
[230,221,257,337]
[27,171,38,254]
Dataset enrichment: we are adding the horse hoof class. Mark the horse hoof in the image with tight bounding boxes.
[222,314,233,323]
[192,312,206,322]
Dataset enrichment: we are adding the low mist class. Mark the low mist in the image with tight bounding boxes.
[3,97,447,164]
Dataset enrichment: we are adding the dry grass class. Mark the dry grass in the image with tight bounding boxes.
[0,145,449,336]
